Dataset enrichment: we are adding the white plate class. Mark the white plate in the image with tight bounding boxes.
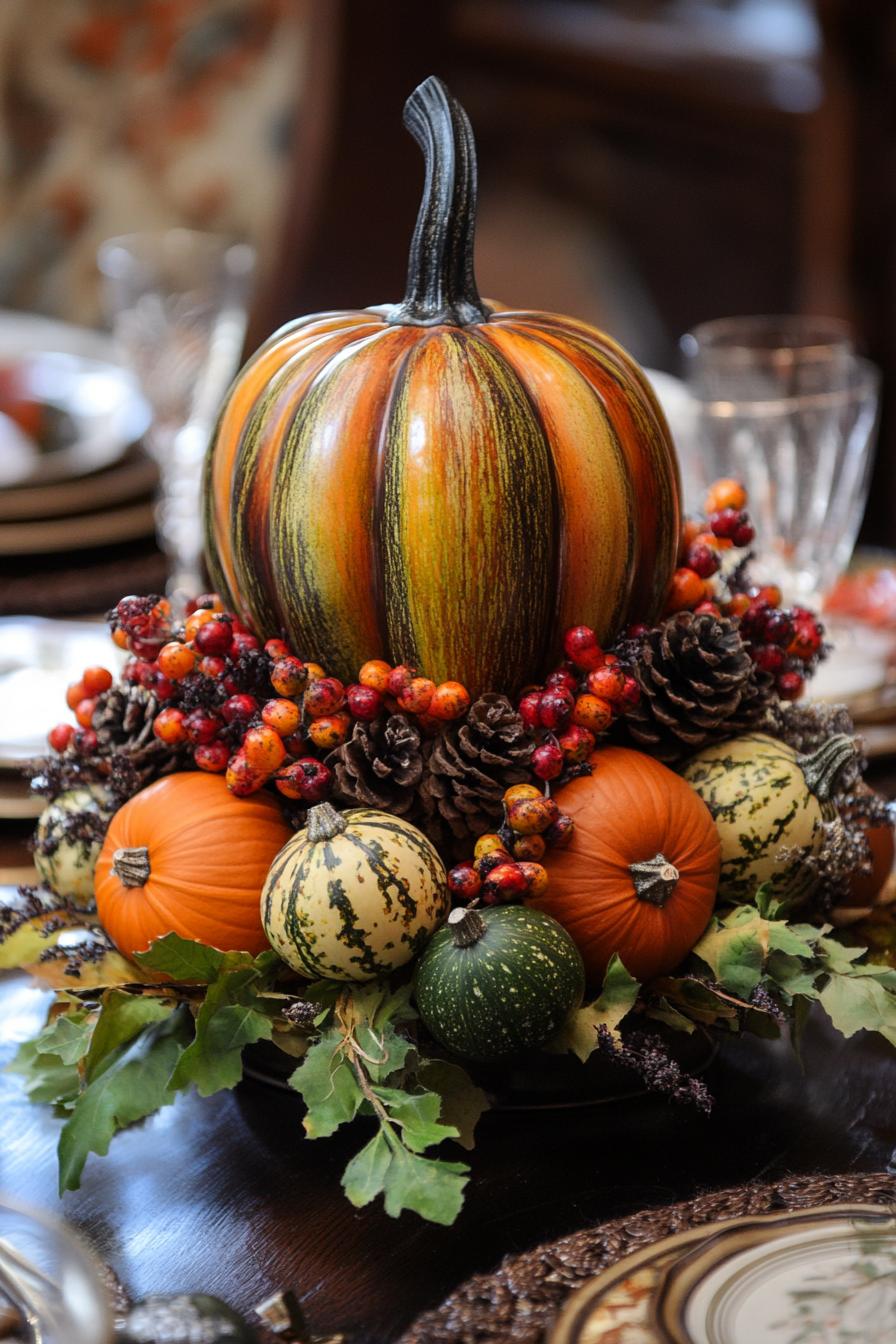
[0,617,125,764]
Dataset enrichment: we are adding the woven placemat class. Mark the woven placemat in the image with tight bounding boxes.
[399,1171,896,1343]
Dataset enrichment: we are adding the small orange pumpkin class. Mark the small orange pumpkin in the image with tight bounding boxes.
[94,773,293,958]
[529,748,720,981]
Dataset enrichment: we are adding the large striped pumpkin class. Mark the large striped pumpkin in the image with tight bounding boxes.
[204,77,681,696]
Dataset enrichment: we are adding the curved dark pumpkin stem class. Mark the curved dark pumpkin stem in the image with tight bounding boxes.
[630,853,680,907]
[390,76,491,328]
[448,905,486,948]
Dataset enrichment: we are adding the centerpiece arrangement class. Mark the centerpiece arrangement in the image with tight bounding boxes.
[4,77,896,1230]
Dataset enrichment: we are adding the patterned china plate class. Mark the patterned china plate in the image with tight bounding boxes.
[550,1204,896,1343]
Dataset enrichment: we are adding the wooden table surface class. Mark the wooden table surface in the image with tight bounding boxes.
[2,768,896,1342]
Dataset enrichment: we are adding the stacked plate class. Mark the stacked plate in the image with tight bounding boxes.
[0,311,165,617]
[551,1202,896,1342]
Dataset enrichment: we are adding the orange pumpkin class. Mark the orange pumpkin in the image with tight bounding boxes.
[530,748,720,981]
[203,77,680,697]
[94,773,292,958]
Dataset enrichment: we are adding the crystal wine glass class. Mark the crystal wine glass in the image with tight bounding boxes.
[681,315,880,606]
[97,229,256,609]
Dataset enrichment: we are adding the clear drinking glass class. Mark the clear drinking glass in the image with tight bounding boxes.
[0,1196,114,1343]
[97,229,256,608]
[681,316,881,605]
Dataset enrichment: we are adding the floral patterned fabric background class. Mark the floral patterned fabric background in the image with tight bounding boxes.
[0,0,306,326]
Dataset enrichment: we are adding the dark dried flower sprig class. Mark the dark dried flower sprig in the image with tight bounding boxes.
[596,1024,713,1113]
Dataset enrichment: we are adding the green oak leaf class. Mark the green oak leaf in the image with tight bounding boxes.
[693,911,768,998]
[134,934,261,984]
[289,1028,363,1138]
[29,1009,94,1066]
[644,998,696,1034]
[417,1059,489,1150]
[550,954,640,1062]
[170,969,273,1097]
[83,991,174,1083]
[371,1087,458,1153]
[342,1131,392,1208]
[58,1004,192,1192]
[380,1146,468,1224]
[818,974,896,1049]
[356,1022,414,1084]
[7,1038,82,1106]
[766,922,817,960]
[765,951,821,1000]
[651,977,739,1027]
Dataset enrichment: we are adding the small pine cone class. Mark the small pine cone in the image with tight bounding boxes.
[327,714,424,818]
[419,693,534,844]
[618,612,774,764]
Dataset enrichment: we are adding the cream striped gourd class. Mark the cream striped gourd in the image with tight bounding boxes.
[34,786,112,910]
[413,905,585,1062]
[261,803,449,981]
[682,731,857,905]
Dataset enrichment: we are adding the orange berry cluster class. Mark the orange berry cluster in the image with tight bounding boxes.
[447,783,575,907]
[664,478,755,617]
[47,593,474,806]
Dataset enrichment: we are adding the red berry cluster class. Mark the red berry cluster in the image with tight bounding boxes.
[667,479,756,617]
[728,590,823,701]
[515,625,640,776]
[447,783,575,908]
[47,594,473,806]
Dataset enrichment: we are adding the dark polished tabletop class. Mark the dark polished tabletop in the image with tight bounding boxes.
[2,770,896,1342]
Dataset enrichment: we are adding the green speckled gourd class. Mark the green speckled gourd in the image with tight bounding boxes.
[681,731,856,904]
[261,802,449,981]
[33,785,112,909]
[413,905,585,1062]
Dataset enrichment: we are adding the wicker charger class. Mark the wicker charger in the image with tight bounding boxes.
[398,1171,896,1343]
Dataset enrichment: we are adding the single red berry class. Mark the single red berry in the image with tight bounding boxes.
[726,593,752,617]
[788,618,822,661]
[665,568,706,613]
[147,670,174,700]
[129,635,166,660]
[764,611,795,647]
[221,693,258,724]
[585,664,626,703]
[275,757,333,803]
[539,687,574,730]
[732,521,755,547]
[307,712,352,751]
[753,644,784,672]
[686,543,720,579]
[282,731,308,757]
[777,669,805,701]
[447,864,482,901]
[482,862,530,904]
[754,584,782,608]
[199,654,227,679]
[72,727,98,755]
[358,660,393,694]
[475,849,514,878]
[626,623,650,638]
[518,690,543,730]
[518,861,549,898]
[75,697,97,729]
[264,638,292,659]
[397,676,436,715]
[229,617,252,636]
[557,724,596,762]
[81,666,113,697]
[229,631,261,658]
[563,625,603,670]
[304,676,346,718]
[710,507,740,539]
[619,675,641,710]
[271,656,307,697]
[153,707,188,745]
[183,709,222,745]
[120,660,149,685]
[48,723,74,753]
[544,813,575,848]
[194,617,233,656]
[532,742,564,780]
[346,683,384,721]
[386,664,417,698]
[226,752,265,797]
[694,601,722,617]
[571,694,612,735]
[194,740,230,772]
[545,667,579,694]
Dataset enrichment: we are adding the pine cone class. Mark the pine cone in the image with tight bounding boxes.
[618,612,774,764]
[327,714,424,818]
[91,685,184,800]
[419,693,534,846]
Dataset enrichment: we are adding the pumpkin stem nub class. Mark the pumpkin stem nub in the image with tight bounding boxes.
[630,853,680,907]
[448,905,486,948]
[389,75,491,328]
[112,846,151,888]
[307,802,349,843]
[798,733,857,801]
